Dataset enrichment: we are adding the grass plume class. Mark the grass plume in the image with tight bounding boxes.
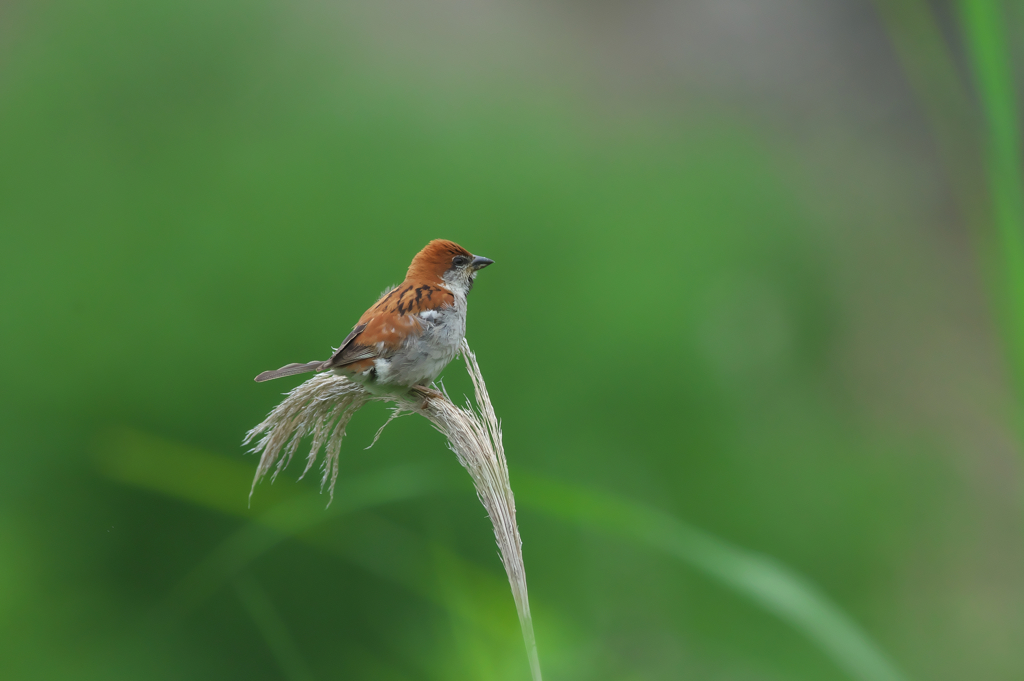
[243,339,542,681]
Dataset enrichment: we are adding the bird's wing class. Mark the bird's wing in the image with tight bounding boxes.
[322,282,454,370]
[254,319,375,381]
[323,314,422,368]
[256,283,456,381]
[322,322,372,367]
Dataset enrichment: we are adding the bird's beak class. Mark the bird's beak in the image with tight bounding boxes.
[470,255,494,271]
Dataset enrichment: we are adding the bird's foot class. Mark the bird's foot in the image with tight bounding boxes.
[410,384,444,406]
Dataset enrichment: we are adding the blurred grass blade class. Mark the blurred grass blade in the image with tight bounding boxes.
[97,428,459,613]
[515,473,909,681]
[872,0,984,216]
[96,428,454,521]
[232,573,316,681]
[96,428,283,516]
[96,429,535,654]
[879,0,1024,435]
[959,0,1024,426]
[431,544,506,681]
[97,429,906,680]
[165,481,449,618]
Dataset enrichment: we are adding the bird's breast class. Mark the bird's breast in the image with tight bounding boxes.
[382,300,466,385]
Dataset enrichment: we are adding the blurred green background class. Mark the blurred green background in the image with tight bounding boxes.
[2,0,1023,679]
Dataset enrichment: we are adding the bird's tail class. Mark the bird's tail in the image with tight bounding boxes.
[254,360,325,382]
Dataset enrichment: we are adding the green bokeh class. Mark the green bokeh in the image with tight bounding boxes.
[0,1,1019,680]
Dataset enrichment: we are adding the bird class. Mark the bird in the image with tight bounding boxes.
[254,239,493,398]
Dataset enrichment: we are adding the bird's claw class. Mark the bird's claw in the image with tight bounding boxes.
[410,385,444,405]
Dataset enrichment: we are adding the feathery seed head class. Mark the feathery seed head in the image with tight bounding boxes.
[243,340,541,680]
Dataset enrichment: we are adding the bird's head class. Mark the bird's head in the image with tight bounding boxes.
[407,239,493,295]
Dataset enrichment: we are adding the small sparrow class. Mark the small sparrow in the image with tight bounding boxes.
[255,239,493,397]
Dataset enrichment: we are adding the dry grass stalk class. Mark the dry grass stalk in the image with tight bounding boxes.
[243,339,542,681]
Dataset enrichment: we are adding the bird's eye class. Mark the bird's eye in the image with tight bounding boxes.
[452,255,469,267]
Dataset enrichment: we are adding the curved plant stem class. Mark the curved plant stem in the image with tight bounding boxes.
[241,340,543,680]
[417,342,542,681]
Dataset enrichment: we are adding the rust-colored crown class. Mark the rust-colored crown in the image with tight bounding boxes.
[406,239,472,283]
